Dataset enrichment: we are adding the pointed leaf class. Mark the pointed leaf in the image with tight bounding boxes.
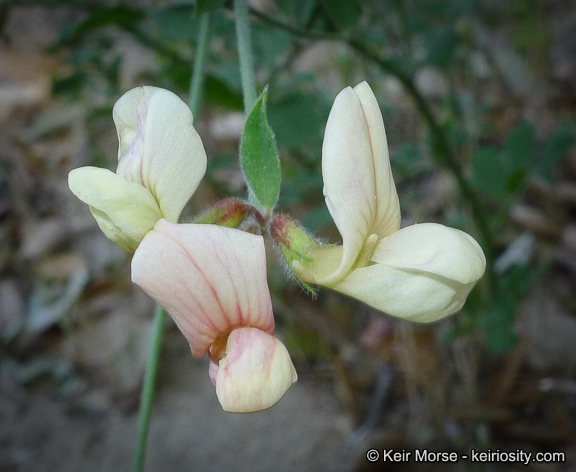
[535,124,575,181]
[67,6,144,41]
[505,121,534,174]
[240,88,281,212]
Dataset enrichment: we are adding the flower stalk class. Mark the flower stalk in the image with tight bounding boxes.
[234,0,258,113]
[194,198,266,228]
[189,12,211,123]
[133,305,166,472]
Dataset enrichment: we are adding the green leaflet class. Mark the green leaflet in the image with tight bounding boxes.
[240,88,281,212]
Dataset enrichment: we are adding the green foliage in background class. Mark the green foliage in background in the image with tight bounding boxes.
[44,0,575,355]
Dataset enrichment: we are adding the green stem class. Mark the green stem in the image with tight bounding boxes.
[234,0,258,113]
[133,305,166,472]
[189,13,211,123]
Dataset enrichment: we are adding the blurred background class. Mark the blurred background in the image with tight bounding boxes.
[1,0,576,471]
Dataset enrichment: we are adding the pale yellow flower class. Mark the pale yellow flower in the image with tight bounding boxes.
[293,82,486,322]
[68,86,207,251]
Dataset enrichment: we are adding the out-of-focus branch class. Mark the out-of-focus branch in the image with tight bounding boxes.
[189,13,211,122]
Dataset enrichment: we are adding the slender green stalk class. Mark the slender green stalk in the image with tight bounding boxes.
[234,0,258,113]
[189,13,212,123]
[133,305,166,472]
[249,6,340,41]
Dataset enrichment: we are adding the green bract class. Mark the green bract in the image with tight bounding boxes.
[240,88,281,213]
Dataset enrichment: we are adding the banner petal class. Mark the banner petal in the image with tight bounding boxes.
[131,221,275,357]
[321,83,400,283]
[114,87,207,222]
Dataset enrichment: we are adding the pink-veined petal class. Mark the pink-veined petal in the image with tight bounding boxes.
[215,327,297,412]
[131,220,274,357]
[353,82,401,237]
[114,87,207,222]
[321,82,400,284]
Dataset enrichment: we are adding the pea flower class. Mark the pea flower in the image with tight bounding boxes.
[289,82,486,322]
[131,219,297,412]
[68,86,207,252]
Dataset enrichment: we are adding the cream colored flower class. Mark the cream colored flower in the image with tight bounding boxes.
[292,82,486,322]
[68,86,207,251]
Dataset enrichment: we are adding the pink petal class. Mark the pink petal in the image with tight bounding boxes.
[131,220,274,357]
[215,327,297,412]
